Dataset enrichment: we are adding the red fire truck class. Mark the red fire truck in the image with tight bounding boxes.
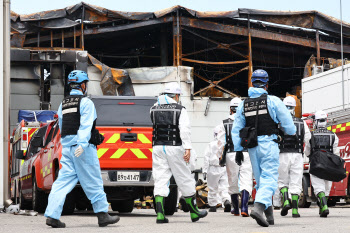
[9,120,41,204]
[300,64,350,207]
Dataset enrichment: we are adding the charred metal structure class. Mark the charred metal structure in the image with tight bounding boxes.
[11,2,350,98]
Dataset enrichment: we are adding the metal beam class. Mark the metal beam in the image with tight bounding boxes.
[180,17,350,54]
[182,57,248,65]
[248,16,253,88]
[182,27,248,59]
[194,73,239,97]
[24,17,173,45]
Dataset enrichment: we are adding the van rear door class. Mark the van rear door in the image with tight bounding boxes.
[91,96,156,170]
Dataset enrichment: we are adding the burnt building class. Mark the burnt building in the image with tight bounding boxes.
[10,2,350,101]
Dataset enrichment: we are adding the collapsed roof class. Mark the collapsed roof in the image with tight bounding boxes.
[11,2,350,36]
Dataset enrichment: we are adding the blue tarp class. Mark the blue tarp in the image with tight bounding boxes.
[18,110,57,123]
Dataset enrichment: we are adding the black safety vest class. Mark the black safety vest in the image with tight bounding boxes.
[243,94,278,136]
[61,95,83,137]
[150,103,184,146]
[311,128,335,154]
[223,118,234,153]
[279,116,305,153]
[61,95,97,138]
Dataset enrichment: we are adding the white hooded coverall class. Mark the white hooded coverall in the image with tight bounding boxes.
[203,141,230,207]
[278,120,311,195]
[152,95,196,197]
[217,115,253,195]
[304,129,339,196]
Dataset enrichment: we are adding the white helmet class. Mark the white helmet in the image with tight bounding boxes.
[315,110,327,120]
[230,97,242,107]
[213,125,221,139]
[314,110,327,128]
[283,96,296,107]
[283,96,296,115]
[164,82,182,95]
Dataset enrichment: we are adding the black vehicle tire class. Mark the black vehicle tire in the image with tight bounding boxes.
[111,200,134,213]
[299,176,311,208]
[75,188,89,211]
[19,182,32,210]
[32,175,48,213]
[164,186,178,216]
[54,166,76,215]
[153,186,178,215]
[327,198,337,207]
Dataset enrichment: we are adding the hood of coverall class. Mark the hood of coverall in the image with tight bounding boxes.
[155,94,177,105]
[248,87,268,98]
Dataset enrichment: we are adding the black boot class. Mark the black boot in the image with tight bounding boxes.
[317,192,329,218]
[264,206,274,225]
[185,195,208,222]
[179,196,189,212]
[224,200,231,212]
[155,196,169,223]
[291,194,300,218]
[46,218,66,228]
[231,194,240,216]
[280,187,292,216]
[250,202,269,227]
[241,190,250,217]
[209,206,217,212]
[96,212,120,227]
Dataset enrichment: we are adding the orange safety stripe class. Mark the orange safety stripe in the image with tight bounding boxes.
[102,133,152,144]
[97,148,150,159]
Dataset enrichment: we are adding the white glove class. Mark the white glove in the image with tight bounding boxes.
[74,145,84,157]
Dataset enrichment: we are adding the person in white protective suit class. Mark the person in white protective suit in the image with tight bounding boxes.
[150,82,208,224]
[278,96,311,218]
[217,97,253,217]
[304,110,339,218]
[203,125,231,212]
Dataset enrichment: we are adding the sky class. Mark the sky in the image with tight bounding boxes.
[11,0,350,24]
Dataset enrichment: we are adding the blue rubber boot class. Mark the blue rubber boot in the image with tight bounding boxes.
[241,190,250,217]
[231,194,240,216]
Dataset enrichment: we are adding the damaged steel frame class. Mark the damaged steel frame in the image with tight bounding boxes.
[175,18,252,97]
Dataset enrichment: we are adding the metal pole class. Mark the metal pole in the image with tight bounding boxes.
[61,29,64,48]
[50,30,53,47]
[176,9,180,67]
[81,5,85,50]
[341,0,345,109]
[2,0,11,206]
[316,30,321,66]
[74,26,76,48]
[248,15,253,88]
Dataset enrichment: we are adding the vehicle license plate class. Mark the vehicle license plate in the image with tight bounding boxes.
[117,172,140,182]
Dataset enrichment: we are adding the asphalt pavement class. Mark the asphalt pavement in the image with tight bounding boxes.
[1,204,350,233]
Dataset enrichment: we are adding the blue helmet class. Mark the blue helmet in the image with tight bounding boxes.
[67,70,89,84]
[251,69,269,88]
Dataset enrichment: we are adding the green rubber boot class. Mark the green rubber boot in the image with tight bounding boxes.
[317,192,329,218]
[155,196,169,224]
[185,195,208,222]
[280,187,291,216]
[291,194,300,218]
